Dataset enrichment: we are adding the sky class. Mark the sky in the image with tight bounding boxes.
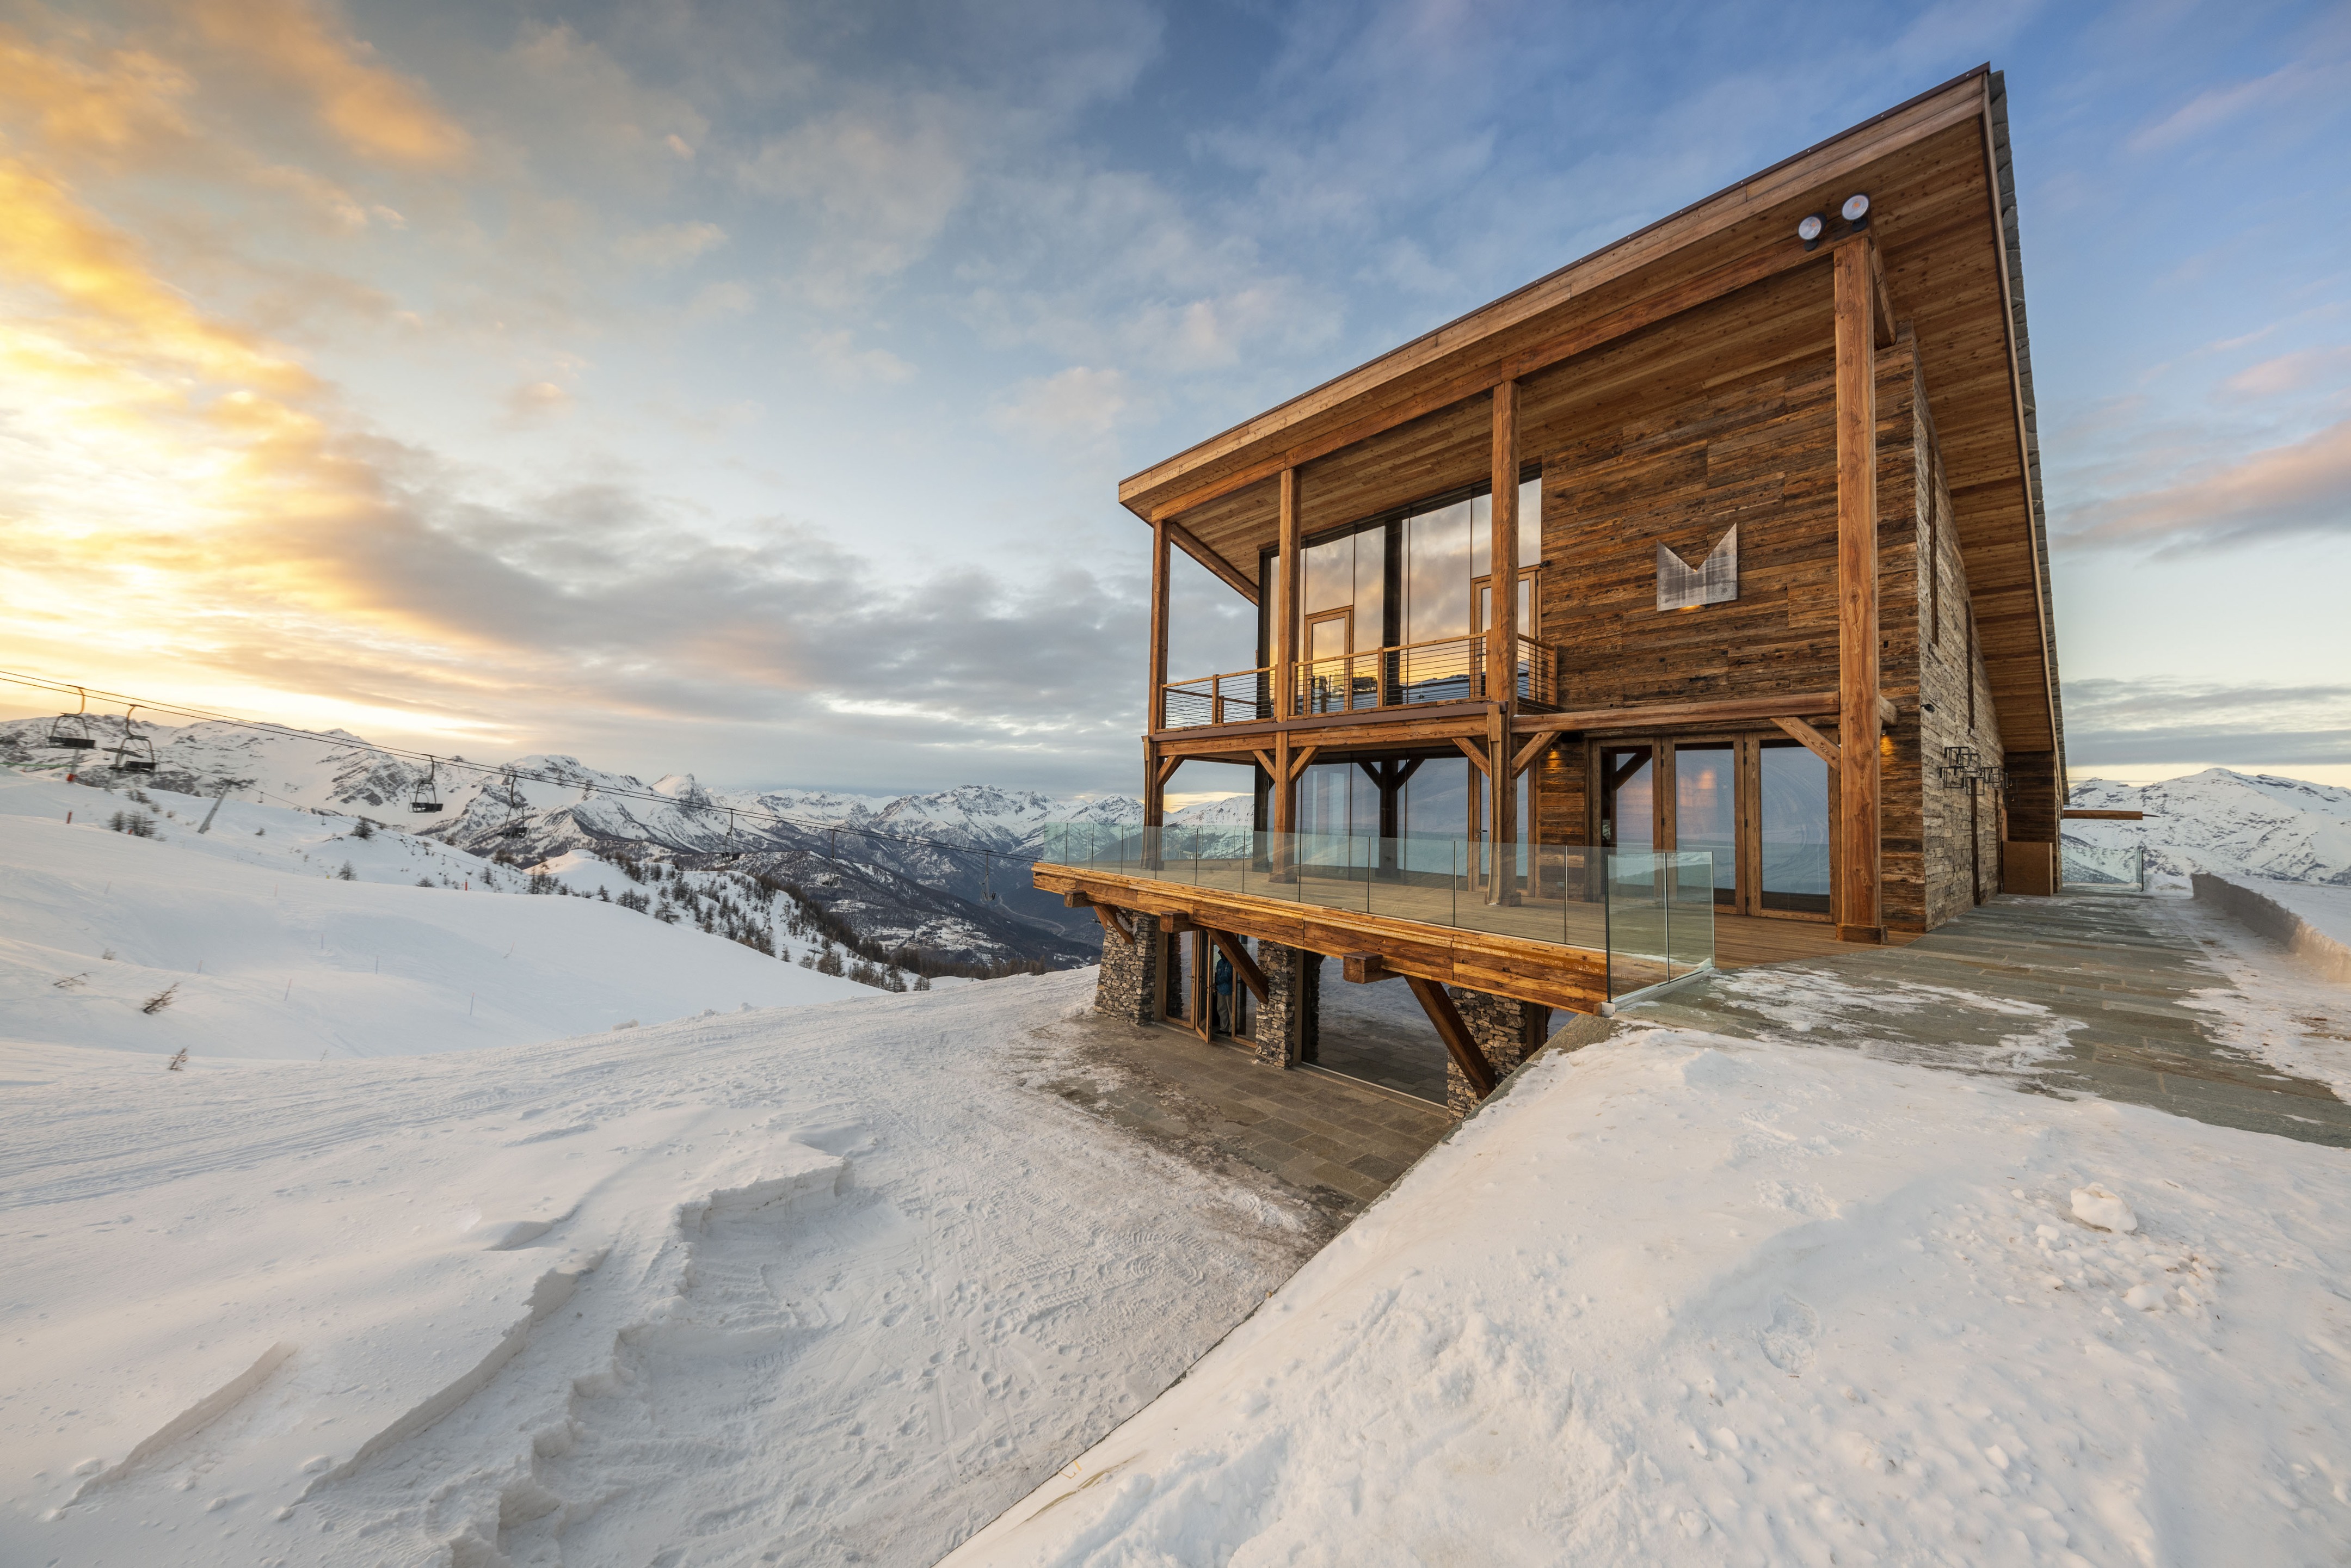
[0,0,2345,800]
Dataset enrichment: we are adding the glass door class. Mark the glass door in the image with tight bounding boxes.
[1673,743,1738,907]
[1757,739,1832,917]
[1302,609,1353,712]
[1598,746,1654,854]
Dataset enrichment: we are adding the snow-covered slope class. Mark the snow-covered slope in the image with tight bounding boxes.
[2068,767,2351,887]
[951,1026,2351,1566]
[0,716,1133,967]
[0,972,1326,1567]
[0,772,869,1058]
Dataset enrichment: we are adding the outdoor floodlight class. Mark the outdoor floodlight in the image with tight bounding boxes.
[1798,213,1825,250]
[1842,193,1871,228]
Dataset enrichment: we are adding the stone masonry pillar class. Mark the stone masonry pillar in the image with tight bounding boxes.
[1093,912,1159,1024]
[1444,988,1553,1117]
[1251,944,1318,1068]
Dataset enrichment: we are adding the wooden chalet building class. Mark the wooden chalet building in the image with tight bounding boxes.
[1035,67,2066,1112]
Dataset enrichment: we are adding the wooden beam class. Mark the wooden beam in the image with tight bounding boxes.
[1510,690,1841,734]
[1061,890,1095,908]
[1455,736,1492,775]
[1509,730,1560,778]
[1341,952,1388,983]
[1252,748,1278,779]
[1406,975,1496,1100]
[1275,468,1301,722]
[1772,715,1839,765]
[1156,754,1184,786]
[1156,909,1197,935]
[1869,240,1897,349]
[1834,237,1883,945]
[1092,903,1135,945]
[1209,928,1269,1003]
[1285,743,1320,783]
[1148,520,1170,736]
[1878,694,1898,731]
[1164,518,1258,606]
[2063,809,2144,821]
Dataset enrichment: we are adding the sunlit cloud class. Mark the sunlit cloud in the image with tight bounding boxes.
[2056,418,2351,553]
[188,0,470,169]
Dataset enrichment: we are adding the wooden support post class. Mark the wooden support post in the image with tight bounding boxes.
[1341,952,1388,983]
[1143,520,1171,866]
[1406,975,1495,1099]
[1092,903,1135,945]
[1833,239,1883,944]
[1208,929,1269,1004]
[1488,380,1521,907]
[1276,468,1301,721]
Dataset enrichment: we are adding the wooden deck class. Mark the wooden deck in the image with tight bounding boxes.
[1713,913,1919,968]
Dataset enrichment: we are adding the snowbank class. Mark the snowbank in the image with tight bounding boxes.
[2194,873,2351,986]
[950,1030,2351,1566]
[0,771,867,1057]
[0,971,1326,1566]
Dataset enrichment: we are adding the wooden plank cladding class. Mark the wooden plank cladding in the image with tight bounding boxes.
[1033,866,1610,1015]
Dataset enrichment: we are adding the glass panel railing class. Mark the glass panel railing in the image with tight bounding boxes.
[1035,828,1718,976]
[2060,842,2144,891]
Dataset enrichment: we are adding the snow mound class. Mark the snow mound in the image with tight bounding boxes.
[951,1030,2351,1566]
[2069,1183,2137,1232]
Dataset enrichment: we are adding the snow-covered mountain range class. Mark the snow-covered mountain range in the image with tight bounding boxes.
[0,717,1165,968]
[2067,768,2351,887]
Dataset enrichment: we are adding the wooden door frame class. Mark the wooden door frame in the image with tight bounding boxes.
[1583,731,1838,924]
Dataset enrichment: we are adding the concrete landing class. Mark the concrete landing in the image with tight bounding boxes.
[1031,1012,1455,1214]
[1624,890,2351,1148]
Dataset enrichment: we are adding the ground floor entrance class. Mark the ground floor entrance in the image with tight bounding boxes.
[1591,733,1833,922]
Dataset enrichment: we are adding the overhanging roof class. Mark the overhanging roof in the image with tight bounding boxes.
[1121,66,2063,764]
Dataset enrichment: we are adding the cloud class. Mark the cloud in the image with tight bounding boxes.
[188,0,471,169]
[2128,57,2351,155]
[617,221,727,270]
[2063,677,2351,767]
[992,366,1136,442]
[740,99,972,297]
[809,330,914,385]
[2055,418,2351,552]
[2224,345,2351,398]
[501,380,573,425]
[0,28,193,163]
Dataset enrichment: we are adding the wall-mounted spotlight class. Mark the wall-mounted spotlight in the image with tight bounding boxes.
[1797,213,1825,251]
[1842,193,1871,230]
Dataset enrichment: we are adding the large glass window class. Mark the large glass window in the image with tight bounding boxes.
[1759,740,1831,914]
[1600,745,1654,855]
[1675,744,1738,906]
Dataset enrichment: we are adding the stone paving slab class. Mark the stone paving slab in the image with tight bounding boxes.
[1029,1012,1455,1216]
[1624,891,2351,1148]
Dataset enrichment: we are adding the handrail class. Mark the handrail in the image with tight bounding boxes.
[1159,636,1560,730]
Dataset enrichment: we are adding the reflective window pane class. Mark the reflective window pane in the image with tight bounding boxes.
[1760,740,1831,914]
[1675,743,1737,906]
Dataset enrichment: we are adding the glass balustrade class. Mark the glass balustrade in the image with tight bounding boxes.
[1036,823,1715,997]
[2059,842,2145,891]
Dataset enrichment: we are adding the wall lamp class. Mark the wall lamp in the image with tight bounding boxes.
[1938,745,1981,790]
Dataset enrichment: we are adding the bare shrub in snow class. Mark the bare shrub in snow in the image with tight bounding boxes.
[141,983,180,1014]
[166,1048,188,1071]
[108,810,157,838]
[417,876,434,887]
[53,972,90,989]
[352,817,376,840]
[615,888,650,914]
[817,946,845,977]
[338,862,357,881]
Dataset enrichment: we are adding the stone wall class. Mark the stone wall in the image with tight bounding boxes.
[1252,943,1316,1068]
[1092,912,1159,1024]
[1444,988,1552,1116]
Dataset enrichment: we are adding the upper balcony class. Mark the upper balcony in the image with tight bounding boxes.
[1162,634,1558,732]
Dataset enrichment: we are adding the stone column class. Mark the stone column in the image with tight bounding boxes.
[1093,912,1160,1024]
[1443,988,1552,1116]
[1251,945,1319,1068]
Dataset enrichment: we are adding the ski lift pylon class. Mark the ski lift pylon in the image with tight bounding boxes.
[45,687,96,751]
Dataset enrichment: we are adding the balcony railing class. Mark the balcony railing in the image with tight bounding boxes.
[1162,667,1275,729]
[1160,636,1559,730]
[1039,823,1714,1000]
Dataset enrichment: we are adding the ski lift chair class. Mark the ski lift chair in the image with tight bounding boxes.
[410,759,445,814]
[45,688,95,750]
[109,708,158,773]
